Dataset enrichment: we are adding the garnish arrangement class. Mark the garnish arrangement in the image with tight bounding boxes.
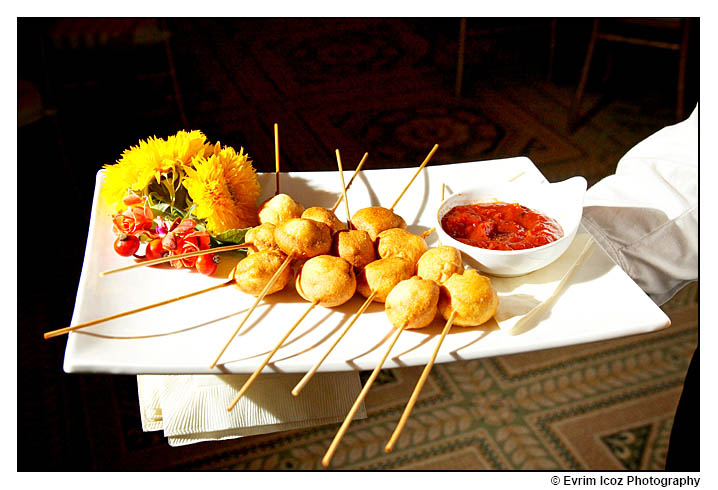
[101,130,261,276]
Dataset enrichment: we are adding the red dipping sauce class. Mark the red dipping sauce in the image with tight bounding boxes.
[441,202,564,251]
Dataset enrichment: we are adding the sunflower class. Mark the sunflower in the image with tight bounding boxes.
[101,130,210,211]
[182,142,261,234]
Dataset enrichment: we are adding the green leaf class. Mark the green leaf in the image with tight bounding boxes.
[149,201,171,215]
[213,228,249,245]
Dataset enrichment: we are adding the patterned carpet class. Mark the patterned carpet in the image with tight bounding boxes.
[84,282,694,471]
[17,18,698,471]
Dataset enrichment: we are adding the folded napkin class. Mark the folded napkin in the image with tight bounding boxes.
[138,372,365,447]
[493,232,595,335]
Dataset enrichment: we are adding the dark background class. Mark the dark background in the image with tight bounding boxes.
[17,17,698,470]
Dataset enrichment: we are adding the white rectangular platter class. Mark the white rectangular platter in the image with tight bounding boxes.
[63,157,670,374]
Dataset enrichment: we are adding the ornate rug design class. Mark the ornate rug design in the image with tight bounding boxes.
[83,282,696,471]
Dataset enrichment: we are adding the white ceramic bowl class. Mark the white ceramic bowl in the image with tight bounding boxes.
[435,176,587,277]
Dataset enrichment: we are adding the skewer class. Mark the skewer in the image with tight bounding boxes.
[322,324,407,467]
[227,299,319,410]
[330,152,369,213]
[335,149,351,229]
[209,252,295,369]
[274,123,280,196]
[420,228,435,239]
[99,242,253,276]
[385,310,456,453]
[43,279,236,339]
[291,290,377,396]
[389,144,438,212]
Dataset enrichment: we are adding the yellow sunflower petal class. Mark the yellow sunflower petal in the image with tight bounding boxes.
[100,130,210,211]
[183,144,261,234]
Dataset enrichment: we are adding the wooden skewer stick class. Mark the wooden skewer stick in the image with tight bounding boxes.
[385,310,456,453]
[209,252,295,369]
[274,123,280,196]
[291,290,377,396]
[99,242,253,277]
[227,299,319,411]
[43,279,236,339]
[330,152,369,213]
[322,324,407,467]
[335,149,351,229]
[389,144,439,212]
[420,228,435,239]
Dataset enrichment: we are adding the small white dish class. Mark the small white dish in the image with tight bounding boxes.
[436,176,588,277]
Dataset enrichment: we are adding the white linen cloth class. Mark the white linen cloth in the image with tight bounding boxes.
[582,105,698,306]
[137,372,365,447]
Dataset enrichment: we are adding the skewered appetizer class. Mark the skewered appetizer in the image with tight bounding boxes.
[350,206,406,241]
[438,270,499,327]
[258,193,305,226]
[376,228,428,272]
[416,245,464,284]
[244,222,278,255]
[356,257,414,303]
[385,277,440,330]
[296,255,357,307]
[331,229,376,270]
[273,218,333,260]
[302,207,348,235]
[230,249,292,296]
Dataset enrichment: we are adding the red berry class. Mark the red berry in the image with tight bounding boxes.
[195,253,219,276]
[145,238,165,260]
[113,233,140,257]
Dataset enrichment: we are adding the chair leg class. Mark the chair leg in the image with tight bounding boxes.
[568,18,599,130]
[676,18,691,121]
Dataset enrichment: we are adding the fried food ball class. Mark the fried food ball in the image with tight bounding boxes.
[274,218,332,260]
[376,228,428,271]
[244,222,278,255]
[302,206,347,235]
[258,193,305,226]
[385,277,440,330]
[230,249,292,297]
[350,206,406,241]
[356,256,414,303]
[332,229,376,269]
[438,270,498,327]
[295,255,357,307]
[417,246,464,284]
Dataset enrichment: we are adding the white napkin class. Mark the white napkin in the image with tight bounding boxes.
[137,372,365,447]
[493,232,595,335]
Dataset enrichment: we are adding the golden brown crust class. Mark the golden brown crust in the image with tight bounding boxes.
[438,270,498,327]
[244,222,278,255]
[231,249,292,297]
[417,246,464,284]
[385,277,439,329]
[301,207,347,235]
[350,206,406,241]
[332,229,376,269]
[258,193,304,226]
[274,218,332,259]
[356,256,414,303]
[295,255,356,307]
[376,228,428,271]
